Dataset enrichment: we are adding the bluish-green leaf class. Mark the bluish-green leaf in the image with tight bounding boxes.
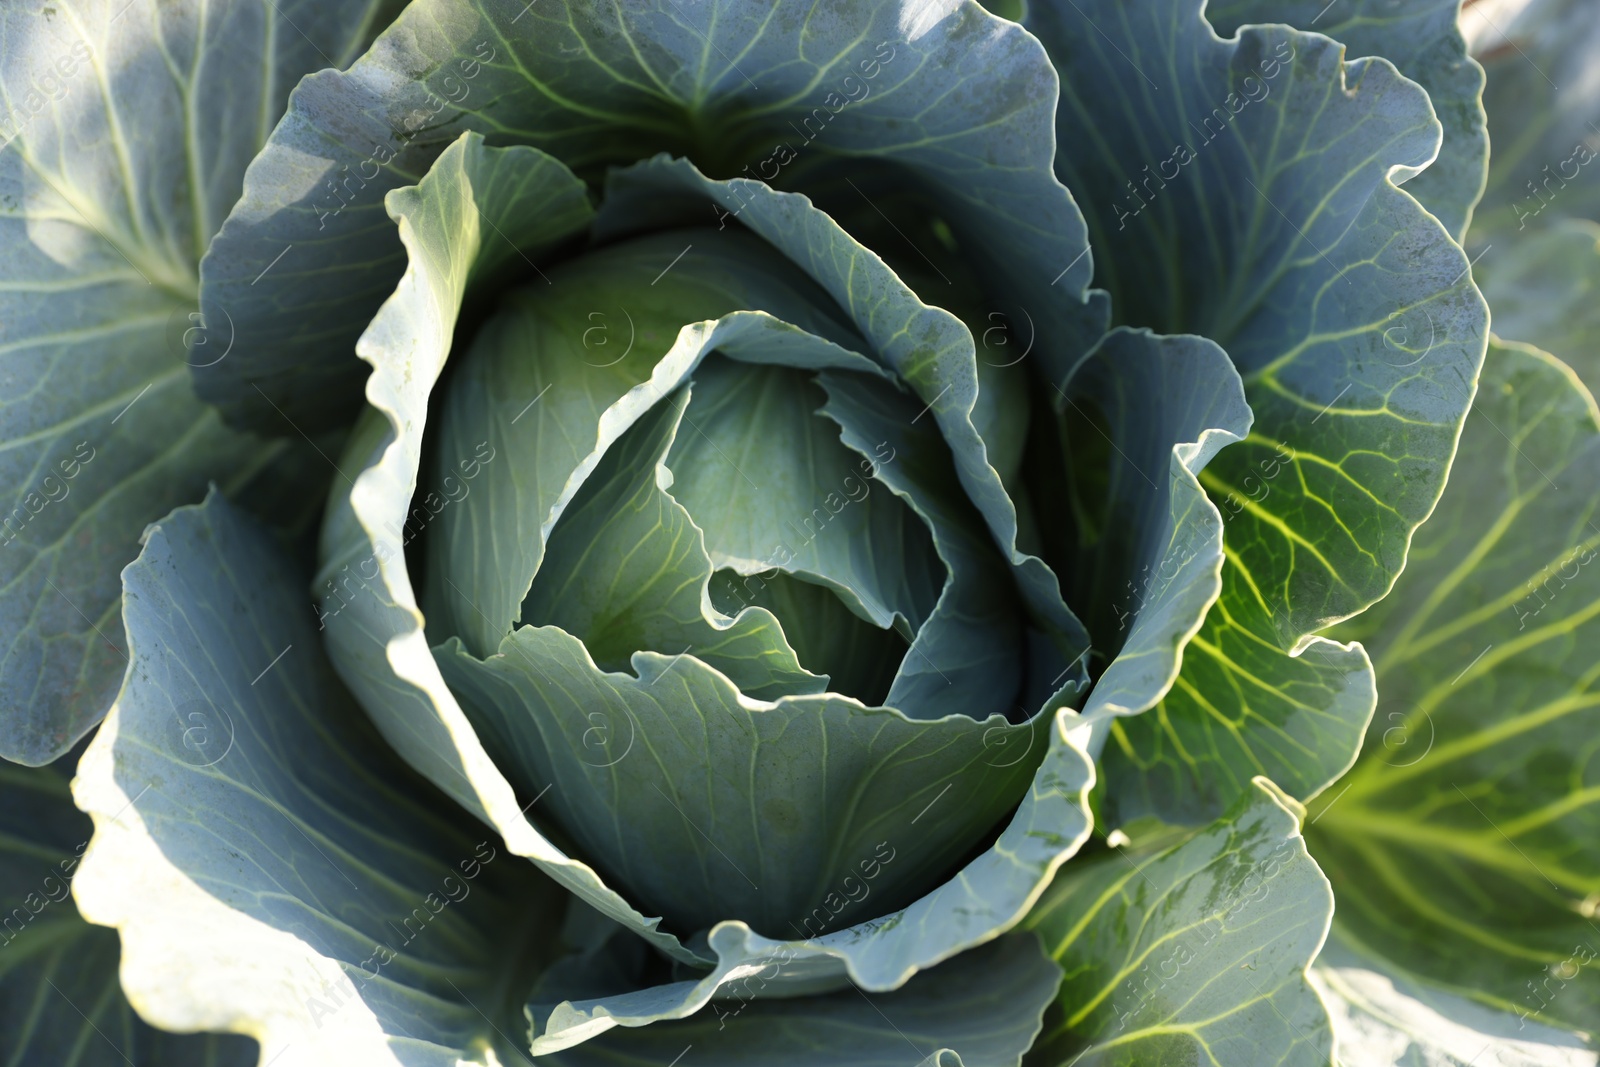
[1468,0,1600,239]
[0,0,400,765]
[519,384,827,702]
[71,490,567,1066]
[813,369,1041,718]
[1475,217,1600,387]
[1027,0,1475,823]
[1312,927,1598,1067]
[1206,0,1488,239]
[1101,599,1375,826]
[436,616,1036,970]
[433,377,1059,1021]
[1028,0,1488,644]
[1032,328,1252,754]
[196,0,1099,433]
[320,129,1098,1029]
[0,754,256,1066]
[421,228,866,659]
[536,933,1060,1067]
[1040,330,1373,828]
[316,133,703,965]
[1310,340,1600,1032]
[503,702,1092,1049]
[708,570,908,707]
[595,156,1092,688]
[665,357,940,642]
[1024,778,1337,1067]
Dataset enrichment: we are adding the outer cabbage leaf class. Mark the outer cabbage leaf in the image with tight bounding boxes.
[1312,928,1598,1067]
[1028,0,1488,822]
[1466,0,1600,240]
[314,134,700,962]
[196,0,1100,434]
[1100,599,1375,827]
[1310,340,1600,1033]
[71,490,572,1067]
[1023,778,1337,1067]
[538,934,1060,1067]
[1031,0,1489,607]
[0,0,401,765]
[1030,327,1252,753]
[1206,0,1488,239]
[1,753,255,1065]
[1034,329,1368,826]
[63,489,1074,1066]
[506,705,1080,1054]
[1474,217,1600,385]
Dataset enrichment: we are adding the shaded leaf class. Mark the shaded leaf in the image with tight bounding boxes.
[196,0,1098,433]
[1475,217,1600,387]
[1311,340,1600,1032]
[1030,328,1252,757]
[0,754,256,1066]
[1467,0,1600,240]
[1029,0,1488,644]
[1312,927,1597,1067]
[71,491,565,1066]
[539,934,1060,1067]
[0,0,400,765]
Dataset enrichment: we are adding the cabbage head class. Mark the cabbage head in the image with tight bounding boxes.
[2,0,1594,1065]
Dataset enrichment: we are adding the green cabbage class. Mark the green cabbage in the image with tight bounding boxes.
[0,0,1594,1064]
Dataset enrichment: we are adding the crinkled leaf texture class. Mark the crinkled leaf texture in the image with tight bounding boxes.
[68,487,1067,1066]
[534,933,1062,1067]
[1026,0,1490,824]
[1023,778,1337,1066]
[1309,340,1600,1036]
[0,0,401,765]
[313,130,1097,1052]
[0,752,256,1065]
[197,0,1101,432]
[1029,327,1253,744]
[72,490,568,1067]
[1206,0,1488,240]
